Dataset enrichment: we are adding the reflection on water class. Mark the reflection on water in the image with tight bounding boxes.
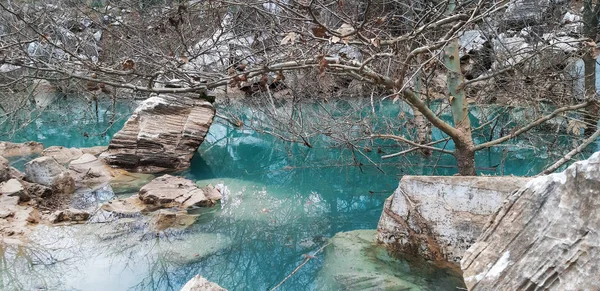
[0,97,594,290]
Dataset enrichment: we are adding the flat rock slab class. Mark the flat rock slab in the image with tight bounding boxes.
[462,152,600,290]
[0,141,43,158]
[101,95,215,173]
[377,175,531,263]
[41,146,84,164]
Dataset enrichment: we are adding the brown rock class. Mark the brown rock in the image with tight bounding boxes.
[100,95,215,173]
[24,156,75,194]
[139,175,214,209]
[101,194,151,214]
[152,210,198,231]
[0,141,44,158]
[49,208,90,223]
[0,156,9,183]
[20,180,52,198]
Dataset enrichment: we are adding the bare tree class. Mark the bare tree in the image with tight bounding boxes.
[0,0,596,175]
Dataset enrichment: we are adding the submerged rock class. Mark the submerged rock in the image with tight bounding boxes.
[377,176,531,263]
[180,274,227,291]
[152,210,198,231]
[101,94,215,173]
[316,230,465,290]
[0,141,44,158]
[24,156,75,194]
[49,208,90,223]
[461,152,600,290]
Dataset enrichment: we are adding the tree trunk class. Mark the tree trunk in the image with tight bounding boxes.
[583,0,600,136]
[444,0,476,175]
[454,135,476,176]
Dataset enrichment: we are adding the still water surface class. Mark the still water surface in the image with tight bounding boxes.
[0,96,588,290]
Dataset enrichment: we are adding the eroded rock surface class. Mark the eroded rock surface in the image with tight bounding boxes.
[461,152,600,290]
[377,176,531,263]
[181,274,227,291]
[101,95,215,173]
[41,146,84,164]
[0,141,44,157]
[24,156,75,194]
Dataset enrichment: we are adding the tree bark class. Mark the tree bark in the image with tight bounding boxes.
[444,0,476,175]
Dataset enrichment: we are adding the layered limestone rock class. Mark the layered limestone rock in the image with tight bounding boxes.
[377,176,531,263]
[180,274,227,291]
[24,156,75,194]
[461,152,600,290]
[0,141,44,157]
[101,95,215,173]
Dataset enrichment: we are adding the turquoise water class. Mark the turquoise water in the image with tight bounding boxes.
[0,96,594,290]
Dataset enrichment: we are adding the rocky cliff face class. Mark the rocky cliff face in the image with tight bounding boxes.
[377,176,531,263]
[461,152,600,290]
[101,95,215,173]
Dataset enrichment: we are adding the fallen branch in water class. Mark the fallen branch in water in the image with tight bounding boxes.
[269,241,331,291]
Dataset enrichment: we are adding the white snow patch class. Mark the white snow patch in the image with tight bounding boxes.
[134,97,168,114]
[486,251,511,279]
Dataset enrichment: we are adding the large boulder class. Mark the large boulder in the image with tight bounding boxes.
[0,141,44,158]
[24,156,75,194]
[180,274,226,291]
[100,94,215,173]
[0,156,9,183]
[68,154,114,188]
[461,152,600,290]
[377,176,531,263]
